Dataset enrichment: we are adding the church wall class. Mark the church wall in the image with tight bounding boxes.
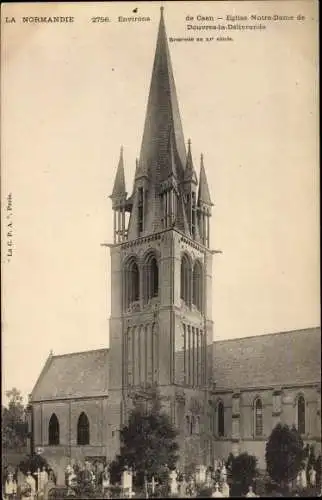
[33,396,110,481]
[212,384,321,470]
[109,319,123,391]
[239,440,267,469]
[158,310,172,385]
[106,394,122,461]
[204,251,213,322]
[32,403,42,446]
[159,231,173,308]
[280,386,320,437]
[69,399,106,446]
[212,440,234,463]
[108,244,123,392]
[42,401,70,446]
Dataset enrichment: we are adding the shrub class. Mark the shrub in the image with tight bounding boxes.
[230,452,258,496]
[109,387,178,488]
[265,424,304,490]
[196,486,213,497]
[18,453,49,475]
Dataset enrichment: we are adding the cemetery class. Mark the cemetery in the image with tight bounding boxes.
[3,394,322,498]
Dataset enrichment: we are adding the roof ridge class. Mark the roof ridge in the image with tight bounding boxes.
[30,353,55,401]
[213,326,320,344]
[51,347,109,359]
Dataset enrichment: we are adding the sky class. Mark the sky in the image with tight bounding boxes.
[1,1,320,402]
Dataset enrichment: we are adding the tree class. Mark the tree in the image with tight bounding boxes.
[230,452,258,496]
[2,388,28,450]
[110,386,179,488]
[19,454,49,475]
[265,423,305,491]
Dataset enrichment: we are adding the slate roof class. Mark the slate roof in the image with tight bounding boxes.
[111,147,126,200]
[198,155,212,206]
[31,328,320,402]
[213,327,321,390]
[31,348,109,402]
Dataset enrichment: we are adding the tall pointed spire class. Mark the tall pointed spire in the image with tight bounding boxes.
[138,7,187,184]
[184,139,198,184]
[111,146,126,200]
[198,154,213,206]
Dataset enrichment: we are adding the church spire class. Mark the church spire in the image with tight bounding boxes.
[184,139,198,184]
[111,146,126,202]
[198,153,213,206]
[138,6,187,184]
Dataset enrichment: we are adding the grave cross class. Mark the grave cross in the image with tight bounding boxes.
[34,468,41,492]
[150,476,159,495]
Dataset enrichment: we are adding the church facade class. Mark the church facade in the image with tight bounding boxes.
[29,9,321,480]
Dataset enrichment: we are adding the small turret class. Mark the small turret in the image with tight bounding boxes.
[197,153,213,247]
[182,139,198,239]
[110,147,128,243]
[184,139,197,185]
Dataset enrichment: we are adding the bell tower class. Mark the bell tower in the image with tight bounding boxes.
[106,7,215,467]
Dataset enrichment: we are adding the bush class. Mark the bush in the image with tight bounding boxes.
[253,471,271,497]
[196,486,213,497]
[109,387,178,489]
[18,453,49,475]
[265,424,304,490]
[230,452,258,496]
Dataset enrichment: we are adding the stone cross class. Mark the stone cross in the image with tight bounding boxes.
[151,476,158,494]
[34,468,41,492]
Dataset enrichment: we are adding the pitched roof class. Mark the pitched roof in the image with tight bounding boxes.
[213,327,321,390]
[111,147,126,200]
[31,328,320,402]
[31,349,109,402]
[198,154,213,206]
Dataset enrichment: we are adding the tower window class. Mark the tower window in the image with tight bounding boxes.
[217,401,225,437]
[192,260,203,312]
[48,413,60,445]
[143,253,159,303]
[124,257,140,308]
[138,188,144,234]
[77,412,90,445]
[254,398,263,437]
[296,395,305,434]
[151,258,158,297]
[180,254,191,305]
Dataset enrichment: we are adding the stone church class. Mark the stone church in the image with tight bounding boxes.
[29,8,321,479]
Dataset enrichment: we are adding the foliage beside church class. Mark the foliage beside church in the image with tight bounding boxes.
[2,388,28,451]
[109,386,179,488]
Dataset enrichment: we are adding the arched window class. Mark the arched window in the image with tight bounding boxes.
[48,413,59,445]
[77,412,90,445]
[217,401,225,437]
[144,254,159,302]
[297,395,305,434]
[180,254,191,305]
[192,260,203,311]
[124,257,140,308]
[254,398,263,437]
[151,258,158,297]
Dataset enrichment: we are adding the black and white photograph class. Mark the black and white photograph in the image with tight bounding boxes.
[1,1,320,498]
